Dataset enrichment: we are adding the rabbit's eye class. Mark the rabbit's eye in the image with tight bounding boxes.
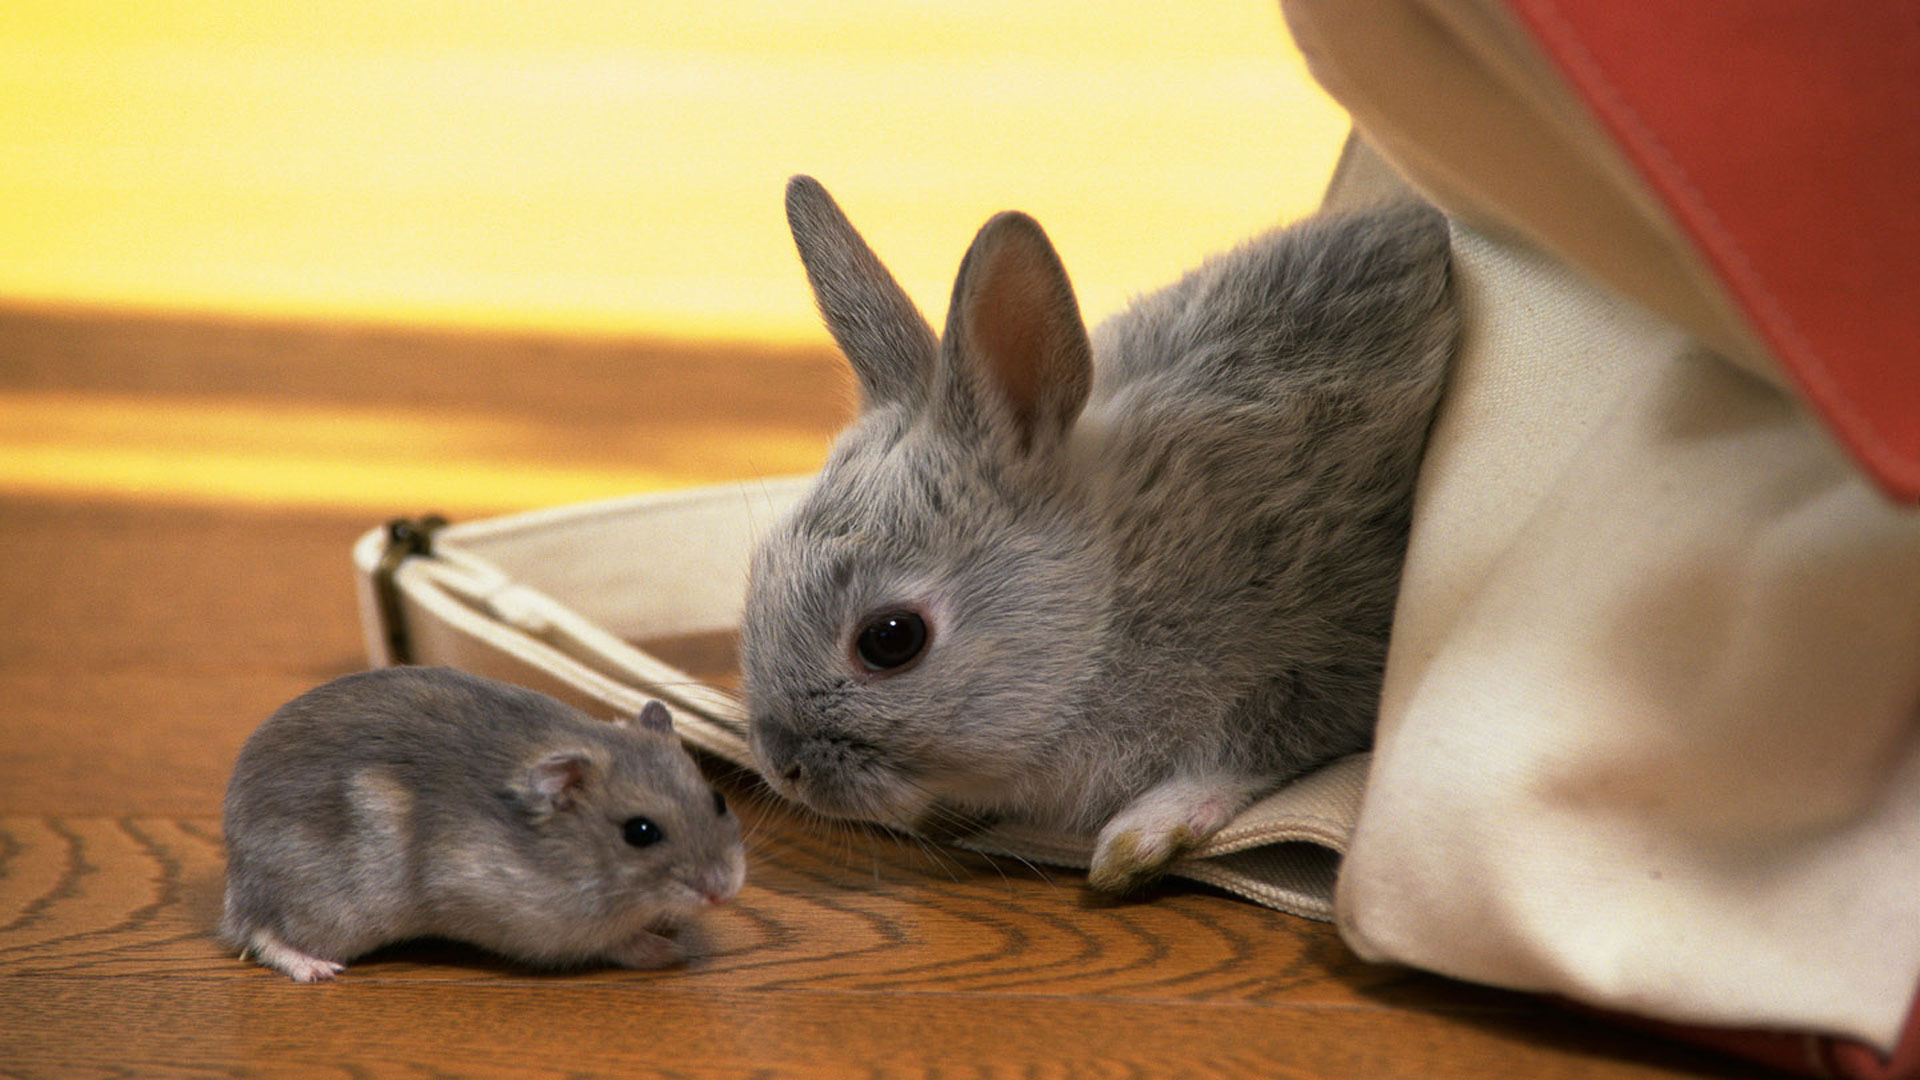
[854,610,929,673]
[622,816,664,848]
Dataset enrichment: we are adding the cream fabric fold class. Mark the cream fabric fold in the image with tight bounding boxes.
[1283,0,1920,1049]
[1339,220,1920,1051]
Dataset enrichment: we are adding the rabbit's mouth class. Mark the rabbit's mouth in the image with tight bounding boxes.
[787,767,935,828]
[792,765,1000,843]
[751,729,936,827]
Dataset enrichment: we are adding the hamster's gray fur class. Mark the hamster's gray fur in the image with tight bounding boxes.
[743,177,1455,892]
[221,666,745,981]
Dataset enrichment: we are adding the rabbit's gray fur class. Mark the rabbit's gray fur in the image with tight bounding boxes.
[742,176,1455,891]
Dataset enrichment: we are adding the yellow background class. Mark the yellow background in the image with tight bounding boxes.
[1,1,1346,341]
[0,1,1349,512]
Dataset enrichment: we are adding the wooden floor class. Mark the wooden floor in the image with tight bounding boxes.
[0,305,1763,1078]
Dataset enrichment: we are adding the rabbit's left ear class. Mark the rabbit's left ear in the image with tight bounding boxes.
[787,175,938,411]
[941,211,1092,452]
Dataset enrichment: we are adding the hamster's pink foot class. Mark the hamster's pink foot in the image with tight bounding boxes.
[605,929,684,970]
[244,929,347,983]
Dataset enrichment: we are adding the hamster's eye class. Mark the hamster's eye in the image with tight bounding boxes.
[622,816,664,848]
[854,610,928,673]
[711,789,728,816]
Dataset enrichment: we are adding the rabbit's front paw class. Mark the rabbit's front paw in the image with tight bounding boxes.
[1086,778,1248,894]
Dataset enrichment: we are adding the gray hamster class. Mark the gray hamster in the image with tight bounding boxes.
[220,666,745,982]
[743,177,1454,893]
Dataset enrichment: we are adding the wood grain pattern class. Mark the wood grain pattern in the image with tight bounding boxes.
[0,305,1761,1078]
[0,810,1749,1080]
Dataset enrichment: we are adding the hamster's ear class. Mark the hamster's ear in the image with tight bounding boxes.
[607,702,672,733]
[635,700,674,734]
[786,175,937,411]
[517,751,595,816]
[940,211,1091,452]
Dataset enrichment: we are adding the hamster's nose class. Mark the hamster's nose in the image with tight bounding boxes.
[700,867,744,907]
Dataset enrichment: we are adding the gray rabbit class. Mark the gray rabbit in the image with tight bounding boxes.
[741,176,1455,892]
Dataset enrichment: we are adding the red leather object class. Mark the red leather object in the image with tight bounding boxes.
[1509,1,1920,501]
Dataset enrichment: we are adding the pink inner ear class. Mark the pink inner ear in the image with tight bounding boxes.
[528,753,588,810]
[956,215,1091,448]
[968,241,1058,437]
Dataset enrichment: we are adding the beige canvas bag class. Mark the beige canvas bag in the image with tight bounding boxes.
[1283,0,1920,1060]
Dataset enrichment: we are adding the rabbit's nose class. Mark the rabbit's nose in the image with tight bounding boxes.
[747,717,802,785]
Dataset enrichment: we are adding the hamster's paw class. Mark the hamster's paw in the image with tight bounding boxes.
[1086,779,1248,894]
[244,929,347,983]
[605,929,685,970]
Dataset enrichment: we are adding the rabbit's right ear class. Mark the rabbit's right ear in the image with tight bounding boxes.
[786,176,937,410]
[940,210,1092,453]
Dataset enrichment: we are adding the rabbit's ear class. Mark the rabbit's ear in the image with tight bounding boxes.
[786,176,937,410]
[941,211,1091,452]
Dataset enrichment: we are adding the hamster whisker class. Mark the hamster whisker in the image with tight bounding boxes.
[987,849,1063,891]
[614,680,729,696]
[728,787,807,862]
[757,794,886,884]
[897,832,967,885]
[883,774,1066,891]
[884,777,996,886]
